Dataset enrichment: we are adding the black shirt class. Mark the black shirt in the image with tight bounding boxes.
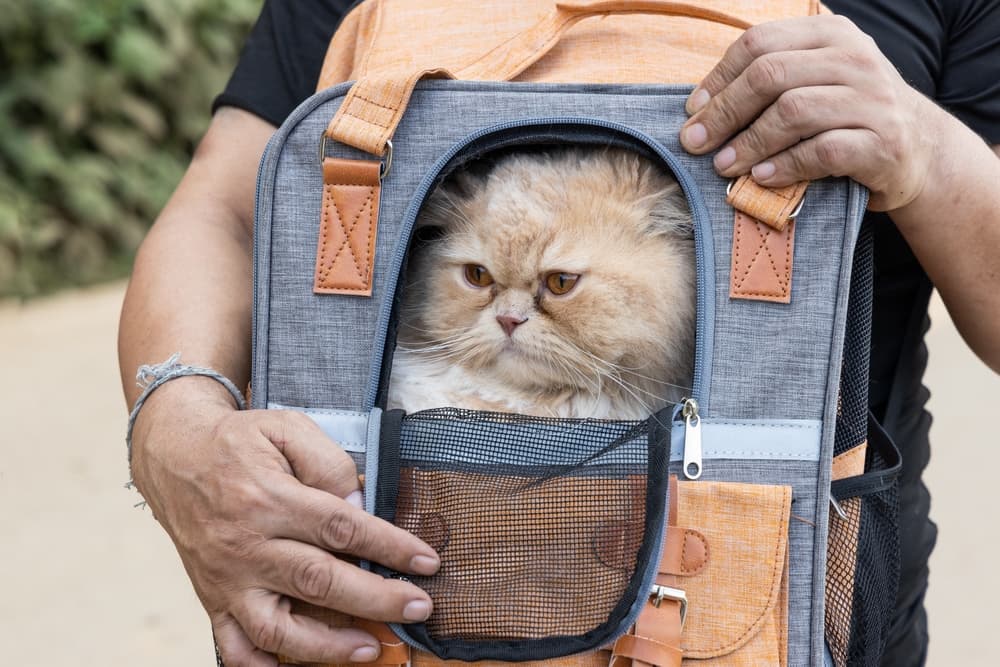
[215,2,1000,664]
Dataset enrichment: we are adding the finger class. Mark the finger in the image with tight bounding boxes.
[260,409,363,499]
[746,128,879,188]
[213,611,279,667]
[233,589,384,664]
[688,15,861,112]
[713,85,870,177]
[255,539,435,623]
[683,47,864,155]
[264,478,441,574]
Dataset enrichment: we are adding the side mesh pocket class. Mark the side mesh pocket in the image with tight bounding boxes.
[824,413,902,667]
[374,408,669,662]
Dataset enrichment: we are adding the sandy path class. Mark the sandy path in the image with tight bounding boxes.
[0,281,996,665]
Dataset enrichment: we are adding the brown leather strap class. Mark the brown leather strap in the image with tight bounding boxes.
[610,473,686,667]
[729,210,796,304]
[313,157,383,296]
[725,175,806,304]
[660,525,709,576]
[659,475,709,576]
[612,629,683,667]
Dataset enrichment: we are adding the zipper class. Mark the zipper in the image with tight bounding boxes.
[680,397,703,480]
[364,115,715,414]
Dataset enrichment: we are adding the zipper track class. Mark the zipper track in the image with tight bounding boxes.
[364,117,715,413]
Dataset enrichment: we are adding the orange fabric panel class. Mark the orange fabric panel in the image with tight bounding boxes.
[727,175,808,232]
[316,0,821,155]
[318,0,823,92]
[663,479,792,662]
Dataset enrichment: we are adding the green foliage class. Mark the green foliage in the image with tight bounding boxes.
[0,0,261,297]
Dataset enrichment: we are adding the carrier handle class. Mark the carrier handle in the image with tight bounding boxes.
[324,0,756,157]
[459,1,753,81]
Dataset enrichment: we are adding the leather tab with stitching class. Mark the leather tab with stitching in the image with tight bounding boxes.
[726,175,807,232]
[313,157,382,296]
[660,525,709,577]
[729,211,796,304]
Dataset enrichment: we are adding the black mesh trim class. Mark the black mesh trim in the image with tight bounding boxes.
[375,409,404,524]
[834,221,874,457]
[830,417,901,500]
[374,408,668,661]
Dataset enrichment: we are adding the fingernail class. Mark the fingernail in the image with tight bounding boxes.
[410,554,440,575]
[682,123,708,149]
[349,646,379,662]
[403,599,432,622]
[714,146,736,170]
[345,490,364,508]
[752,161,776,180]
[687,87,710,114]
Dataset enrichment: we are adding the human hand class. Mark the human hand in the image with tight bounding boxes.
[129,379,440,666]
[679,15,940,212]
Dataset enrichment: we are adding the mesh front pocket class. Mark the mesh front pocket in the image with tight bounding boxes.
[825,414,902,667]
[374,408,669,662]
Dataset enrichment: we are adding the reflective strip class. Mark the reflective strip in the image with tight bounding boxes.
[268,403,368,453]
[268,405,821,462]
[671,418,822,462]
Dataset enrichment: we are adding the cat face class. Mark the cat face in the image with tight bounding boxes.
[398,148,696,407]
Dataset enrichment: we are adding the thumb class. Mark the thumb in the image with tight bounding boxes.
[257,410,363,502]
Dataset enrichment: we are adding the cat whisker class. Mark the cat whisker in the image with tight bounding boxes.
[575,348,693,394]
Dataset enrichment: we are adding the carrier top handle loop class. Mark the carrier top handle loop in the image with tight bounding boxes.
[324,0,755,157]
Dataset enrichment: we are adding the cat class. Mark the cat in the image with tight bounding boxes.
[387,147,696,420]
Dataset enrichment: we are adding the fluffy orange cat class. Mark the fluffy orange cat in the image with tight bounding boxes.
[388,148,695,419]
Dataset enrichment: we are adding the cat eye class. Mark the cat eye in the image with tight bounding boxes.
[464,264,495,288]
[545,272,580,295]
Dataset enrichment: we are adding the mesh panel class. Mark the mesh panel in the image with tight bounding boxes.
[825,417,901,667]
[834,222,873,457]
[376,408,668,662]
[825,223,902,667]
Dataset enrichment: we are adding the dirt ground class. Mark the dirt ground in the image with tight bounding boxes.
[0,281,996,665]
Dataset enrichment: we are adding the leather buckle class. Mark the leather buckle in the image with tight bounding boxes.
[650,585,688,629]
[321,134,394,179]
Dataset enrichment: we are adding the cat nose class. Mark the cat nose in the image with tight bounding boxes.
[496,313,528,337]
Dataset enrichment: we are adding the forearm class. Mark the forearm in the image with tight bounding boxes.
[118,108,274,408]
[889,103,1000,373]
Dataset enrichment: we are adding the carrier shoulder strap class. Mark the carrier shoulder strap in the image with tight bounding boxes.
[311,0,820,302]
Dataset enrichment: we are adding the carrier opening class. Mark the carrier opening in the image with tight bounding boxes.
[363,123,712,661]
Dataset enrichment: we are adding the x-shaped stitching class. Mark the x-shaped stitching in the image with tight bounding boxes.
[734,217,789,293]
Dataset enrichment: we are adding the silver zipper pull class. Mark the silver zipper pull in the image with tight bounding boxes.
[681,397,703,480]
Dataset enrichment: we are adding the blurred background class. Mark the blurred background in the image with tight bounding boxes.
[0,2,997,665]
[0,0,259,299]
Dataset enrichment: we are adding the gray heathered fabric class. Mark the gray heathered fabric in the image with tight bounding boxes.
[254,80,861,423]
[809,182,869,659]
[253,80,866,666]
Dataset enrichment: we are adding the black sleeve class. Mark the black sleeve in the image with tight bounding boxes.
[827,0,1000,145]
[936,0,1000,144]
[212,0,355,127]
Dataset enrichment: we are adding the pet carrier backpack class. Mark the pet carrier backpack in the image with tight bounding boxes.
[247,1,902,665]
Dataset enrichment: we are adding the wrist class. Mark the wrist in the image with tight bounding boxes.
[129,375,241,484]
[884,93,951,220]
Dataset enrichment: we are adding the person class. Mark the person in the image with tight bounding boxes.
[117,1,1000,665]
